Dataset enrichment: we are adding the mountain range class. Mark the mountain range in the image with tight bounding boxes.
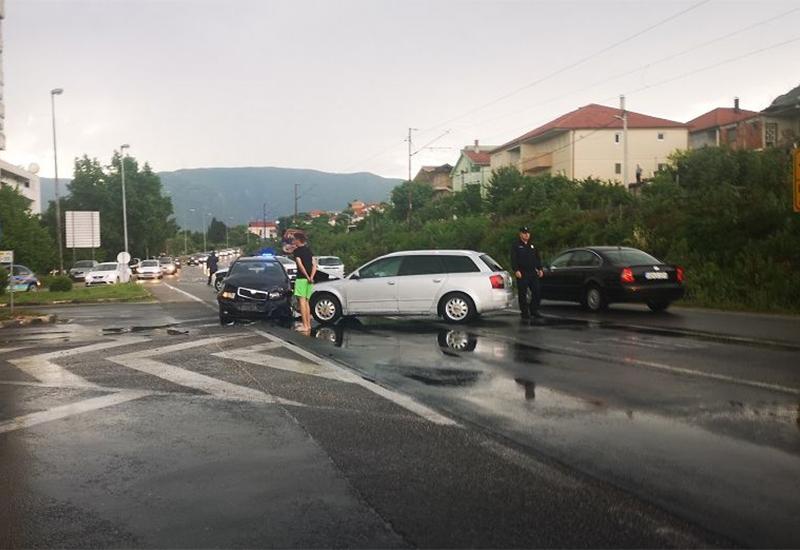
[40,166,402,228]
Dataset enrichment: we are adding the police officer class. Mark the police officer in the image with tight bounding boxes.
[510,226,543,321]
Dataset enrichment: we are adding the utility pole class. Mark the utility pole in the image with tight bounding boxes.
[406,128,418,223]
[620,95,628,188]
[293,183,299,225]
[50,88,65,273]
[262,203,267,241]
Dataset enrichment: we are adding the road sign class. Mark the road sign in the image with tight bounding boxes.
[65,211,101,248]
[0,250,12,264]
[794,149,800,213]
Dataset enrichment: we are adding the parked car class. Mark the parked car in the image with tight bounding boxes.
[217,256,292,324]
[540,246,685,312]
[136,259,162,280]
[310,250,514,325]
[159,256,178,275]
[316,256,345,279]
[2,264,41,292]
[173,257,182,269]
[275,255,298,284]
[68,260,98,282]
[85,262,126,285]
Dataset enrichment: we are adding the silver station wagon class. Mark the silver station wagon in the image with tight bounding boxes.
[310,250,514,324]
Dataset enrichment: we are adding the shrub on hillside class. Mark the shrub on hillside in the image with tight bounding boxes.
[49,276,73,292]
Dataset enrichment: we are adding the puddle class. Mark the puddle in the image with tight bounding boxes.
[402,366,481,387]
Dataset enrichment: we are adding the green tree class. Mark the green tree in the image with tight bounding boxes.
[0,186,56,272]
[206,217,227,245]
[390,181,434,222]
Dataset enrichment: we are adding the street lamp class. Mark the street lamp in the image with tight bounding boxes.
[120,144,131,255]
[204,211,211,252]
[50,88,64,273]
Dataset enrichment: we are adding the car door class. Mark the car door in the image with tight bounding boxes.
[564,250,602,300]
[344,256,402,314]
[395,255,448,313]
[541,251,574,300]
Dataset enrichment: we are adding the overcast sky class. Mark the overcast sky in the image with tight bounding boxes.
[3,0,799,180]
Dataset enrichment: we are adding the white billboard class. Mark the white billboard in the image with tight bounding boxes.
[65,211,101,248]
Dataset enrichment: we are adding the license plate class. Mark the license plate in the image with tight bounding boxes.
[238,303,264,312]
[645,272,668,280]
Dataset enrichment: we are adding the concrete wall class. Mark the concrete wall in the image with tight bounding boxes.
[573,128,687,183]
[762,115,800,148]
[689,129,717,149]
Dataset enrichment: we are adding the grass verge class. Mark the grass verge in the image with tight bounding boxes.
[1,283,153,306]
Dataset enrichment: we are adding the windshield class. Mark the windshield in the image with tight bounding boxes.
[228,261,285,284]
[74,261,95,268]
[318,257,342,266]
[603,249,662,266]
[96,264,118,271]
[141,260,159,267]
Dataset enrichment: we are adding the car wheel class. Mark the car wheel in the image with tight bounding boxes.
[440,292,476,324]
[311,293,342,324]
[27,283,38,292]
[219,312,232,325]
[647,300,670,312]
[214,277,224,292]
[582,285,607,312]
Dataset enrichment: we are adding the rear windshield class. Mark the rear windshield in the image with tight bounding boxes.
[74,261,95,268]
[96,264,117,271]
[318,257,342,266]
[603,249,661,266]
[141,260,159,267]
[479,254,504,272]
[159,257,173,263]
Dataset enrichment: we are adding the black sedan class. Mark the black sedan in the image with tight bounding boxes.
[540,246,685,312]
[217,256,292,324]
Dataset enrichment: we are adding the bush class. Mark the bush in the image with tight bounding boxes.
[0,266,8,291]
[49,276,73,292]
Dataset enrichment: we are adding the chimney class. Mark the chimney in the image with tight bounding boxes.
[473,139,479,152]
[734,97,740,112]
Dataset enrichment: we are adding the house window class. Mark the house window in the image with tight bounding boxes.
[765,122,778,147]
[614,133,621,144]
[614,163,622,175]
[726,128,737,143]
[657,132,665,141]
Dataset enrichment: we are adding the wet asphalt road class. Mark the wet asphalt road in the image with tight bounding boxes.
[1,265,798,548]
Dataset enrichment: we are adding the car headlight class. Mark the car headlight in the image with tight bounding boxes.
[268,291,282,299]
[221,290,236,299]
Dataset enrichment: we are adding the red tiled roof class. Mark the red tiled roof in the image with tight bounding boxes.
[686,107,760,132]
[494,104,687,152]
[464,150,491,165]
[249,220,277,227]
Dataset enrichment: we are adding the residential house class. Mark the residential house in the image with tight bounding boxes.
[413,164,454,194]
[760,83,800,149]
[687,98,762,150]
[347,199,384,226]
[247,220,279,239]
[490,103,688,185]
[0,158,41,214]
[450,140,496,193]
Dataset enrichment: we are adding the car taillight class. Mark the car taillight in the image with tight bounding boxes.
[676,266,684,283]
[490,274,505,289]
[620,267,635,284]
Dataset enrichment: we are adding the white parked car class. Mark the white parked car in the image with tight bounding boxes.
[310,250,514,324]
[136,259,162,280]
[276,256,298,283]
[316,256,345,279]
[85,262,128,286]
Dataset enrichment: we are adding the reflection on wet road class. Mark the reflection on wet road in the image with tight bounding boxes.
[299,314,800,548]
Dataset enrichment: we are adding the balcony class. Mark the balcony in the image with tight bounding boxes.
[520,152,552,174]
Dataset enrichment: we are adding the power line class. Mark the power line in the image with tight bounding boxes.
[417,0,712,135]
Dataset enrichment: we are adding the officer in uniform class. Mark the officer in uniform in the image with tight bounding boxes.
[510,226,543,321]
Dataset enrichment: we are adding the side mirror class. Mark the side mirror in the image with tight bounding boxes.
[350,272,360,280]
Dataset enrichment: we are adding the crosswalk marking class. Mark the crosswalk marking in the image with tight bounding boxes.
[9,337,150,388]
[0,390,151,434]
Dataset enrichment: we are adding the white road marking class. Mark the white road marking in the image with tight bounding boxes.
[549,343,800,397]
[107,335,303,405]
[0,390,151,434]
[0,346,34,354]
[9,337,150,388]
[163,282,217,311]
[213,343,347,380]
[250,329,460,426]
